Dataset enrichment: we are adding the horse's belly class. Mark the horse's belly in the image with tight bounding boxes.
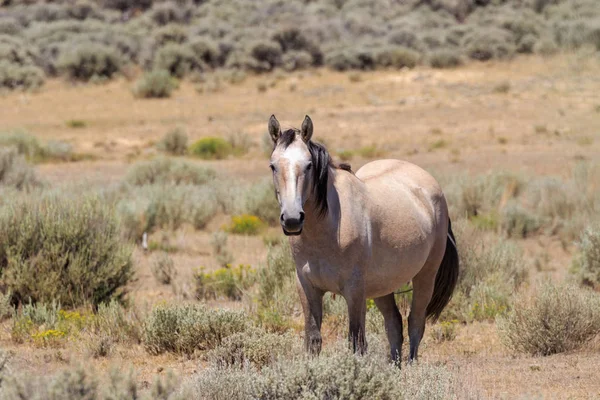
[364,241,432,298]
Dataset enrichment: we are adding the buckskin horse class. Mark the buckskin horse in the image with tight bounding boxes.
[267,115,458,364]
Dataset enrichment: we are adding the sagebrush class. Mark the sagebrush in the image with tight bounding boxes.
[497,283,600,356]
[0,193,133,307]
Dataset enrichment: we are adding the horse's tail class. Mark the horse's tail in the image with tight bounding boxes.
[426,218,459,322]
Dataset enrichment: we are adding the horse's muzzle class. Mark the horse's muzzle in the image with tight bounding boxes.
[281,211,304,235]
[282,227,303,236]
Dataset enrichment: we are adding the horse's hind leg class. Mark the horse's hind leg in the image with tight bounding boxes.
[296,274,324,355]
[374,293,403,364]
[408,265,438,362]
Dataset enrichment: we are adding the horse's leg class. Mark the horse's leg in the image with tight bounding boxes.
[374,293,403,364]
[296,274,324,355]
[408,268,437,362]
[345,283,367,355]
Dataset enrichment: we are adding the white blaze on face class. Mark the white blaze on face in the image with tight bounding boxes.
[279,142,310,216]
[271,137,312,228]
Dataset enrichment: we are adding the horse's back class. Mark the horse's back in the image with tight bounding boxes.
[356,159,442,196]
[356,159,445,214]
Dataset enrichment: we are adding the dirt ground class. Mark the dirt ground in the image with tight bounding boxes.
[1,52,599,398]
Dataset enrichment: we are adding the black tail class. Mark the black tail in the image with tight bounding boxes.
[426,219,459,322]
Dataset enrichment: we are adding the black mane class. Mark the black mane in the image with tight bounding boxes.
[275,129,350,218]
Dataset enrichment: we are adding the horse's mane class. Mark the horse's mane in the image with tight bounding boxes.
[276,129,352,218]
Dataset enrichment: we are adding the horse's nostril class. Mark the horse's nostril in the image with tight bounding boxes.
[299,212,305,222]
[280,213,285,222]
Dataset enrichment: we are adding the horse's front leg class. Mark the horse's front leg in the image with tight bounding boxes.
[296,273,324,355]
[344,281,367,355]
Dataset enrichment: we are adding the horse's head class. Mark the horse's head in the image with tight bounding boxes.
[268,115,329,236]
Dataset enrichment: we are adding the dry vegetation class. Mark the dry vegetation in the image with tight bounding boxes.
[0,0,600,398]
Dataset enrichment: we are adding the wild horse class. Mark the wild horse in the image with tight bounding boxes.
[267,115,458,364]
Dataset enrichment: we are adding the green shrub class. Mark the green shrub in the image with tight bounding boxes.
[152,24,189,47]
[572,226,600,289]
[227,131,253,156]
[462,28,516,61]
[57,42,123,81]
[97,0,152,11]
[0,365,178,400]
[153,43,200,78]
[429,49,463,68]
[357,144,385,158]
[534,37,558,55]
[42,140,74,162]
[143,303,249,355]
[375,46,420,68]
[248,40,282,72]
[0,130,41,160]
[90,300,143,344]
[441,223,528,322]
[118,184,218,240]
[0,61,45,91]
[272,27,323,65]
[11,301,90,345]
[431,320,459,343]
[157,128,188,155]
[133,70,178,98]
[524,177,575,227]
[257,241,295,309]
[194,264,255,301]
[553,20,600,50]
[337,149,354,161]
[238,178,279,226]
[252,240,300,332]
[443,171,524,219]
[124,157,215,186]
[500,201,540,238]
[428,139,448,151]
[497,283,600,356]
[65,119,87,129]
[0,148,41,190]
[150,1,190,25]
[188,343,463,400]
[188,137,232,160]
[0,194,133,307]
[0,18,21,35]
[226,215,265,235]
[388,28,423,50]
[152,252,176,285]
[517,34,538,54]
[0,290,12,321]
[325,47,376,71]
[86,333,114,358]
[282,50,314,71]
[188,37,221,68]
[0,131,74,163]
[211,231,233,267]
[208,328,296,369]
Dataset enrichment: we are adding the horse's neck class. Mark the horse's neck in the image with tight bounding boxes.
[299,168,348,244]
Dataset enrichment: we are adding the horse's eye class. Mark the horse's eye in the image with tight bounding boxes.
[269,164,276,172]
[306,163,312,171]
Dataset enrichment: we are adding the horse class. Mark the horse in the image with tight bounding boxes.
[266,114,459,364]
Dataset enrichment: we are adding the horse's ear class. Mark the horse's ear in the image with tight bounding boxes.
[268,114,281,144]
[301,115,313,142]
